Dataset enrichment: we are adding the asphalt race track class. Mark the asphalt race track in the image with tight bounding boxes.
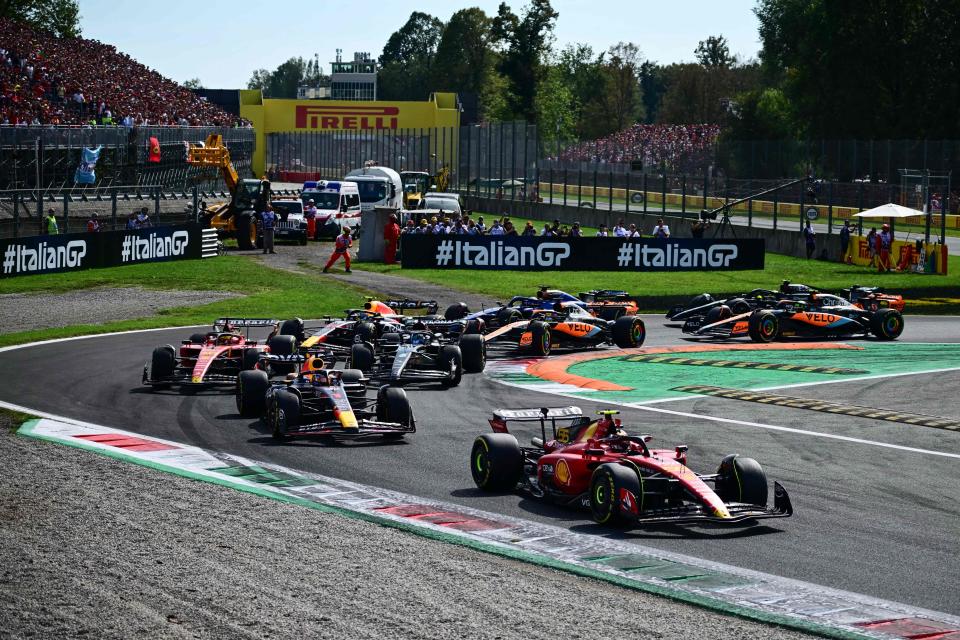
[3,315,959,616]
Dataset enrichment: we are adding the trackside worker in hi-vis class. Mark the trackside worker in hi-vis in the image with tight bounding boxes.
[323,227,353,273]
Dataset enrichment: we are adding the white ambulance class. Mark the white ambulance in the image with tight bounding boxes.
[300,180,362,238]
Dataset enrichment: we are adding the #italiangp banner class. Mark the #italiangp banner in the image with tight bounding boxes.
[1,224,205,278]
[400,235,765,271]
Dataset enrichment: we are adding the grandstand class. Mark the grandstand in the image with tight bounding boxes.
[0,18,242,127]
[557,123,720,174]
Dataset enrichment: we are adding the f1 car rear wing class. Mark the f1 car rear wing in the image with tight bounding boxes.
[490,407,585,444]
[578,289,633,302]
[383,299,440,315]
[214,318,279,329]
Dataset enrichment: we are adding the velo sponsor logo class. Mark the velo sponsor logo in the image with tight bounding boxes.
[435,239,571,268]
[616,242,739,269]
[2,240,86,275]
[121,230,190,263]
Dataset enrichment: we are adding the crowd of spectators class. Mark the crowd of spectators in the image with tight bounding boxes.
[557,124,721,173]
[399,210,683,239]
[0,18,244,127]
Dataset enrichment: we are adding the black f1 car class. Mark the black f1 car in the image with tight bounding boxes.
[683,294,904,342]
[484,301,646,356]
[349,328,485,387]
[470,407,792,527]
[236,354,414,440]
[143,318,295,390]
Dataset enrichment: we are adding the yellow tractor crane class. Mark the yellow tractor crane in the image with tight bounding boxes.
[187,134,269,250]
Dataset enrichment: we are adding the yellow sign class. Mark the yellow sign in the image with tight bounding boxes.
[239,90,461,176]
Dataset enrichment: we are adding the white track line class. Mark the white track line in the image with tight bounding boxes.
[489,378,960,461]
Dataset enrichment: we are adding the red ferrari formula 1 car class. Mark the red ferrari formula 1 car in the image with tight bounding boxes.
[470,407,792,527]
[143,318,295,390]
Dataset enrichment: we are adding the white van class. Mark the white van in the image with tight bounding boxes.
[344,166,403,213]
[301,180,362,238]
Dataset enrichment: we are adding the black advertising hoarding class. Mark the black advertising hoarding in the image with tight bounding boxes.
[400,235,765,271]
[1,224,205,278]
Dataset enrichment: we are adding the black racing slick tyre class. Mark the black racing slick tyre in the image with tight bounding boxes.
[376,386,412,427]
[242,347,266,371]
[497,308,522,327]
[715,454,768,506]
[267,335,297,374]
[444,302,470,321]
[871,309,904,340]
[612,315,646,349]
[150,345,176,387]
[341,368,366,404]
[470,433,523,491]
[728,297,752,315]
[590,463,642,527]
[689,293,714,309]
[462,318,485,335]
[438,345,463,387]
[189,333,207,345]
[271,389,301,439]
[356,321,378,342]
[748,310,779,343]
[459,333,486,373]
[350,343,375,372]
[236,213,254,250]
[279,318,305,342]
[704,305,732,326]
[529,321,551,356]
[236,369,269,417]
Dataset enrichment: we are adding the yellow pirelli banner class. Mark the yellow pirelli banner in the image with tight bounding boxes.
[239,90,460,177]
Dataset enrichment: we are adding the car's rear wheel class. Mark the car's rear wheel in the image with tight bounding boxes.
[497,308,522,326]
[748,310,779,343]
[728,297,752,315]
[350,343,375,372]
[704,304,732,325]
[271,389,300,439]
[715,454,768,506]
[279,318,305,342]
[688,293,714,308]
[438,345,463,387]
[242,347,266,371]
[470,433,522,491]
[870,309,903,340]
[444,302,470,320]
[590,463,642,527]
[356,321,377,342]
[236,369,269,417]
[529,321,551,356]
[612,315,645,348]
[267,335,297,374]
[459,334,486,373]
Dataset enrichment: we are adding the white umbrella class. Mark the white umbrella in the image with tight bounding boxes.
[852,203,926,218]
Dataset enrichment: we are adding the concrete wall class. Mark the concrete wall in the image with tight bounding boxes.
[463,196,839,261]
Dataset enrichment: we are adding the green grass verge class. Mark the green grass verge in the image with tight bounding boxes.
[1,407,37,431]
[0,256,373,347]
[360,252,960,314]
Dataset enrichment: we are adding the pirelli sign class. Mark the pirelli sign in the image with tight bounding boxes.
[295,105,400,130]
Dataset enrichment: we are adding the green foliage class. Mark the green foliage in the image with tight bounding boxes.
[2,0,80,37]
[755,0,960,138]
[535,65,577,152]
[580,42,645,138]
[431,8,506,120]
[379,11,445,101]
[183,78,203,90]
[695,35,736,68]
[492,0,559,121]
[245,56,324,99]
